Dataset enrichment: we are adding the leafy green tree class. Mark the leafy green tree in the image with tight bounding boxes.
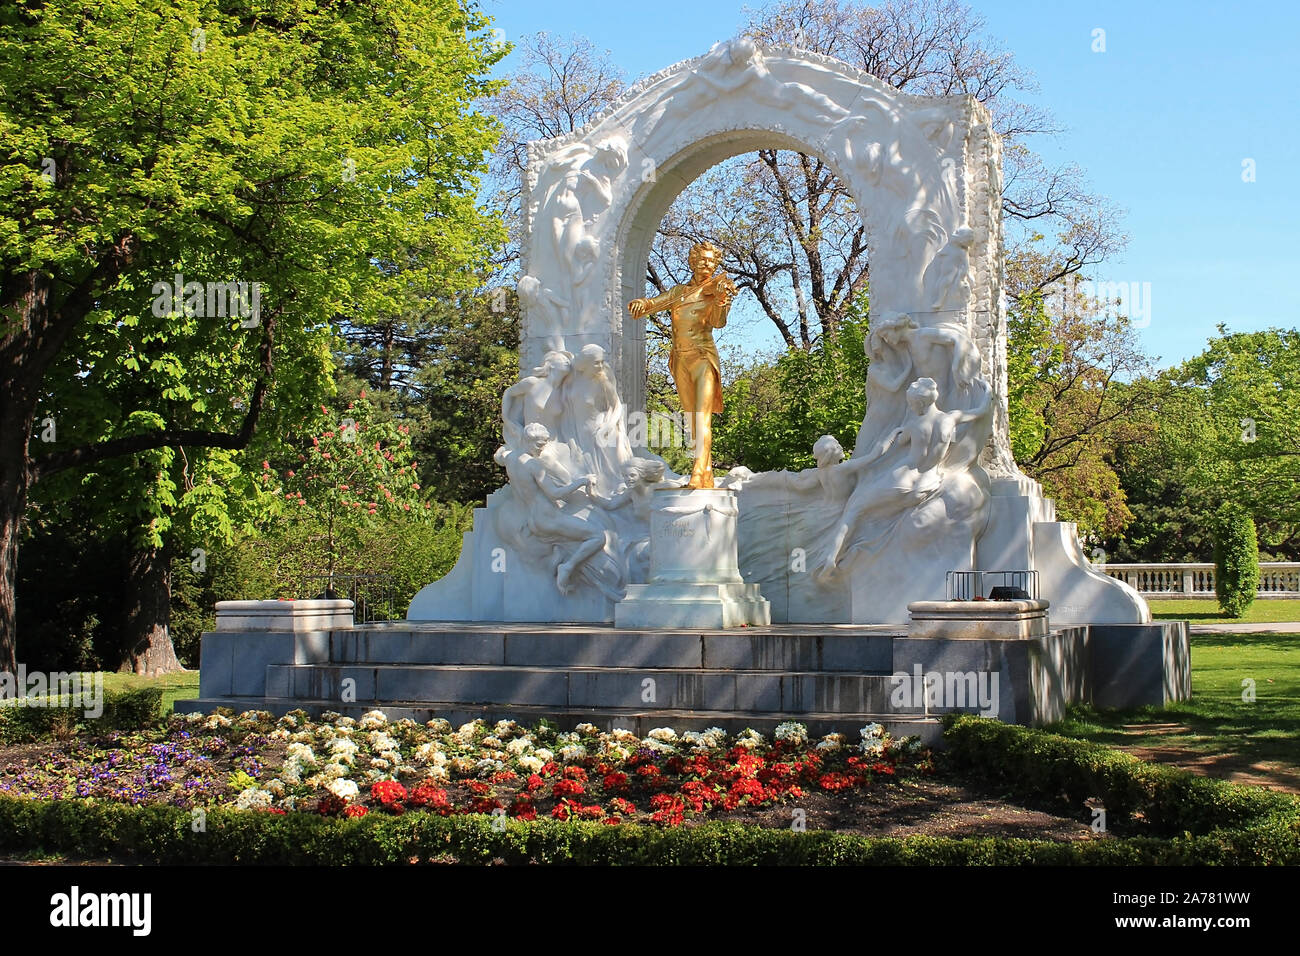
[1108,327,1300,562]
[266,391,427,591]
[712,309,867,472]
[1175,327,1300,558]
[0,0,507,674]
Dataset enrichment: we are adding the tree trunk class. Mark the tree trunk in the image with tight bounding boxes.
[0,448,28,678]
[122,540,183,675]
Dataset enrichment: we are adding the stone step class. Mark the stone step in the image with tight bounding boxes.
[265,662,931,715]
[174,697,944,745]
[325,628,895,672]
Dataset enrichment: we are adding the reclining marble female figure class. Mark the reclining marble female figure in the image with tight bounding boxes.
[821,375,992,580]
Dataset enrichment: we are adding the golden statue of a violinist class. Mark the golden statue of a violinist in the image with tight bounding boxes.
[628,241,738,489]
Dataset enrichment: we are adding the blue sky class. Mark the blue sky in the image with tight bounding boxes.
[477,0,1300,369]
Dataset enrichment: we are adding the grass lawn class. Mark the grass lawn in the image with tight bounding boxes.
[1051,632,1300,790]
[99,671,200,715]
[1149,598,1300,623]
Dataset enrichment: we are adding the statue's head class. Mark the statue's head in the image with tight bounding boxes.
[688,240,722,279]
[523,421,551,451]
[871,311,917,350]
[575,343,608,378]
[906,377,940,412]
[812,434,845,468]
[536,350,572,381]
[624,457,666,484]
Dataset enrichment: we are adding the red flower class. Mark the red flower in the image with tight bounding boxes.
[562,766,588,783]
[409,781,451,814]
[343,805,369,818]
[602,771,629,791]
[371,780,408,810]
[465,780,491,795]
[552,778,585,798]
[524,774,546,793]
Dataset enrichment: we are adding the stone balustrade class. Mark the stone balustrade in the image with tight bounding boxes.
[1101,562,1300,598]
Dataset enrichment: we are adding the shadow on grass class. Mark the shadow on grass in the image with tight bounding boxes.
[1051,699,1300,791]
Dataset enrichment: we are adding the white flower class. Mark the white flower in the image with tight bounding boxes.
[475,757,504,775]
[286,743,317,766]
[557,744,588,762]
[456,720,484,739]
[534,748,554,762]
[263,779,286,797]
[774,722,809,746]
[269,728,291,741]
[449,756,476,776]
[280,764,302,785]
[494,719,519,736]
[816,733,845,752]
[335,716,357,729]
[555,732,581,747]
[203,714,232,731]
[359,710,388,730]
[368,730,398,752]
[329,738,359,764]
[235,787,272,811]
[647,727,678,743]
[413,743,442,764]
[517,755,545,773]
[426,718,452,734]
[320,710,342,723]
[277,714,299,730]
[325,778,359,802]
[184,712,205,726]
[370,758,390,771]
[609,729,639,745]
[601,744,631,762]
[735,729,765,750]
[290,731,313,744]
[481,735,503,749]
[860,723,884,740]
[426,765,450,782]
[859,738,886,757]
[393,718,418,732]
[642,738,678,754]
[574,722,600,736]
[506,737,533,756]
[279,796,297,811]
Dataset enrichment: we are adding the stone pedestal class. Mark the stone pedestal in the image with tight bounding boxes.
[907,598,1050,639]
[215,599,354,632]
[615,488,769,628]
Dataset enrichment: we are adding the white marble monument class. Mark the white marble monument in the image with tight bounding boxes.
[407,38,1148,628]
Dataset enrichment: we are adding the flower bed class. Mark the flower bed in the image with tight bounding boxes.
[0,710,932,828]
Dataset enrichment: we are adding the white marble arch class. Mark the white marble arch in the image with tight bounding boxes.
[519,38,1014,478]
[409,38,1148,627]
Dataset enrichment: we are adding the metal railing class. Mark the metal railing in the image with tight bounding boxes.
[298,573,396,622]
[946,569,1040,601]
[1100,562,1300,599]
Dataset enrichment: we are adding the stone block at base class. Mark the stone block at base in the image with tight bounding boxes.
[907,599,1050,639]
[614,582,770,629]
[215,599,354,632]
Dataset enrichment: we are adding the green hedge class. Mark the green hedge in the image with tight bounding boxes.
[942,714,1300,838]
[1,796,1295,865]
[1214,505,1261,618]
[0,687,163,745]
